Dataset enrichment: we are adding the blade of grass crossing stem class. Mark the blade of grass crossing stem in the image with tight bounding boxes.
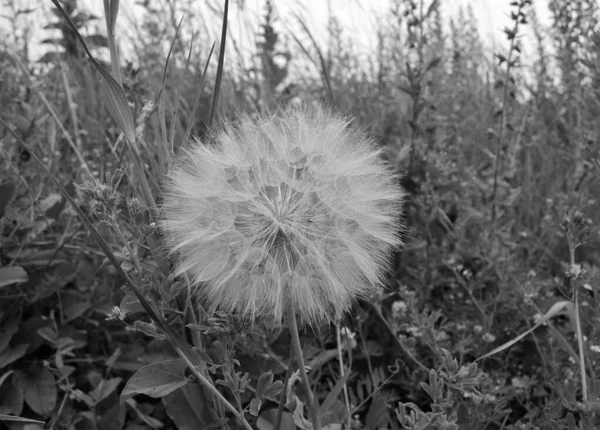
[51,0,158,221]
[0,118,188,356]
[158,15,185,154]
[179,42,215,154]
[169,29,194,153]
[319,371,350,416]
[50,0,135,144]
[103,0,122,87]
[208,0,229,128]
[476,300,573,361]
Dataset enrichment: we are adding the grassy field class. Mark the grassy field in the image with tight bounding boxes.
[1,0,600,429]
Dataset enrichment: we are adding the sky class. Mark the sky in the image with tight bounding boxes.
[4,0,554,65]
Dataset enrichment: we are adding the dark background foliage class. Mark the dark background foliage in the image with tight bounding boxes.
[1,0,599,429]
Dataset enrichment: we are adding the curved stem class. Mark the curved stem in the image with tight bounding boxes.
[176,348,253,430]
[288,302,320,430]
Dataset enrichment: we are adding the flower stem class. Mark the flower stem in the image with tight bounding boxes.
[288,302,320,430]
[274,349,295,430]
[176,348,253,430]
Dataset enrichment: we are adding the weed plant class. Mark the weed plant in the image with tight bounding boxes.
[0,0,600,429]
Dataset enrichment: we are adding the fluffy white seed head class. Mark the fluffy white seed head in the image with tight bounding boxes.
[160,105,403,327]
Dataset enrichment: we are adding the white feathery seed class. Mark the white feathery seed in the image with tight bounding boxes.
[160,105,403,327]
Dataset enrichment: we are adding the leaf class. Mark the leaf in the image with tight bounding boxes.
[290,395,312,430]
[0,414,45,424]
[0,374,23,416]
[0,181,16,218]
[98,401,126,430]
[208,0,229,127]
[0,318,19,353]
[250,371,283,416]
[90,377,123,404]
[424,0,439,20]
[0,267,28,288]
[120,359,189,402]
[119,294,145,317]
[256,408,295,430]
[62,293,92,322]
[424,56,441,74]
[477,300,572,361]
[0,343,29,369]
[15,366,57,416]
[319,370,350,416]
[49,0,135,143]
[365,392,387,429]
[162,382,223,430]
[125,398,164,429]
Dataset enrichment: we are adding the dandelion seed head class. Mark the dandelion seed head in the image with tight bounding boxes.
[161,105,404,327]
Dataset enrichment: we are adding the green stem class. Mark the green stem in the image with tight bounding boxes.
[288,302,320,430]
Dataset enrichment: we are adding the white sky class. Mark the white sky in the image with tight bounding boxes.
[5,0,554,65]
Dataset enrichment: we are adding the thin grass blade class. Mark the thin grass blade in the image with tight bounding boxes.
[180,42,215,153]
[477,300,573,361]
[208,0,229,127]
[51,0,135,143]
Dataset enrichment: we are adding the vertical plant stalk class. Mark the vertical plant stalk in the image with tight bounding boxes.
[274,350,295,430]
[335,323,351,428]
[208,0,229,127]
[177,348,253,430]
[60,64,83,155]
[491,0,527,227]
[568,242,589,405]
[288,301,321,430]
[103,0,123,87]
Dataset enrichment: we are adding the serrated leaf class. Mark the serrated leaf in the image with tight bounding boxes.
[120,359,189,402]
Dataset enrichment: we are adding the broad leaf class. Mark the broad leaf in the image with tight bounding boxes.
[0,267,28,288]
[15,366,57,416]
[120,359,189,402]
[90,377,123,404]
[162,382,224,429]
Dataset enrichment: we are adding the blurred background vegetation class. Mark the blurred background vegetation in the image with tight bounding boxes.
[1,0,600,429]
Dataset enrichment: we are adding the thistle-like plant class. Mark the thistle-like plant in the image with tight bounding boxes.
[161,105,403,328]
[162,105,403,427]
